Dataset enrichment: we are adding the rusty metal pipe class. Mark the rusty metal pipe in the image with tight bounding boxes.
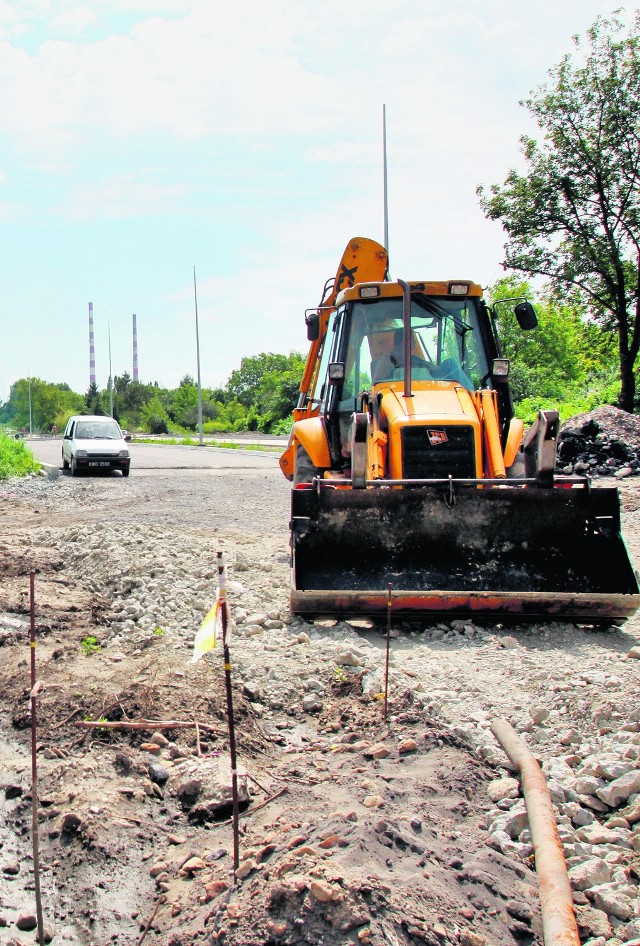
[490,718,580,946]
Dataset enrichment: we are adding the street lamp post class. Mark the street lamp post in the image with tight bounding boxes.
[108,324,114,417]
[27,366,32,435]
[193,266,204,446]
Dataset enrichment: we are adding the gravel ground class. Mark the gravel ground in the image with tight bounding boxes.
[0,466,639,946]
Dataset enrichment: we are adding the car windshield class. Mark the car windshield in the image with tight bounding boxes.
[75,422,121,439]
[344,296,489,391]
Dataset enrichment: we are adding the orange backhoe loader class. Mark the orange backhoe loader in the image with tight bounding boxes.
[280,238,640,623]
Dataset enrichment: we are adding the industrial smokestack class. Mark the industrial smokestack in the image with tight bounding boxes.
[132,314,139,382]
[88,302,96,388]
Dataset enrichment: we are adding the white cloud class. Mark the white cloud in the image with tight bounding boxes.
[50,7,98,34]
[0,0,635,155]
[0,7,340,146]
[67,173,189,218]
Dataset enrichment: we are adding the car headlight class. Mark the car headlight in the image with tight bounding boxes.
[75,450,88,458]
[119,450,130,458]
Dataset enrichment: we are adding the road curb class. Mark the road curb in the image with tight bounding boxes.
[39,463,60,480]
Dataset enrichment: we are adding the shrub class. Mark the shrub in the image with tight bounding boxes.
[0,434,40,479]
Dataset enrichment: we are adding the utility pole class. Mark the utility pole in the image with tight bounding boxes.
[89,302,96,388]
[193,266,204,446]
[27,365,32,435]
[132,313,139,383]
[108,324,114,417]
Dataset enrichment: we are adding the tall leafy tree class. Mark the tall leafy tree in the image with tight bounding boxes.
[113,373,149,416]
[0,378,83,431]
[85,382,104,415]
[224,351,305,430]
[478,13,640,411]
[253,355,306,430]
[141,395,170,434]
[489,277,617,405]
[227,353,293,407]
[170,375,199,428]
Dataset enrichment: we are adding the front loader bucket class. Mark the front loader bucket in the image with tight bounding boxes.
[290,485,640,623]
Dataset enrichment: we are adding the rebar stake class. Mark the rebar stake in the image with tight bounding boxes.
[217,551,240,876]
[29,572,46,946]
[384,582,392,720]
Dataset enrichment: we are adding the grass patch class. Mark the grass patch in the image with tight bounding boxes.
[81,635,101,656]
[209,441,281,452]
[132,436,281,452]
[0,434,40,479]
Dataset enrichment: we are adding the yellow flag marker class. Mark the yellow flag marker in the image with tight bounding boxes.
[189,597,222,663]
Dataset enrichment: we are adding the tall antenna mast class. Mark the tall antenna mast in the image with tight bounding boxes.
[88,302,96,388]
[132,314,139,383]
[193,266,204,447]
[383,104,389,260]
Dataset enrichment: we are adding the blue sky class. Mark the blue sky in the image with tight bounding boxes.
[1,0,637,400]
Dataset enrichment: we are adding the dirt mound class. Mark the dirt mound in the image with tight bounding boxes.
[557,405,640,477]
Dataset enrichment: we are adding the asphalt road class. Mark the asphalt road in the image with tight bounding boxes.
[25,437,284,473]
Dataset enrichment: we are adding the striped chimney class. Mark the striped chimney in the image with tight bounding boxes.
[132,313,139,382]
[88,302,96,387]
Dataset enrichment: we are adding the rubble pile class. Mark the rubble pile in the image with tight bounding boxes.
[557,406,640,478]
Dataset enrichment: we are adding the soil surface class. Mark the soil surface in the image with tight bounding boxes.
[0,460,639,946]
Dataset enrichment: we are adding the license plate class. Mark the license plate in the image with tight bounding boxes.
[89,461,111,467]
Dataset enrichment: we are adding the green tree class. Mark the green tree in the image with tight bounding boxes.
[205,398,248,432]
[140,395,170,434]
[225,352,304,430]
[488,278,618,420]
[226,353,293,407]
[170,375,200,429]
[114,374,145,410]
[478,12,640,411]
[253,357,305,432]
[112,374,161,429]
[0,378,83,431]
[85,382,105,415]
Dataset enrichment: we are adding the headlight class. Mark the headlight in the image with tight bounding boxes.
[75,450,88,458]
[492,358,510,379]
[119,450,130,458]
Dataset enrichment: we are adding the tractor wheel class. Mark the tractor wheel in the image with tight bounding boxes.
[293,445,320,486]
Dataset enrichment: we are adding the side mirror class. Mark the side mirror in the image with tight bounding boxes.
[305,312,320,341]
[515,301,538,330]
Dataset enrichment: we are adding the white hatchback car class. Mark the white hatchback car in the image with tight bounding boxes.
[62,415,131,477]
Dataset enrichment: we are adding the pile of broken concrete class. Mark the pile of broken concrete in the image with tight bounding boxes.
[557,406,640,478]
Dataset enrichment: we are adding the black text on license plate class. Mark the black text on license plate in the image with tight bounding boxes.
[89,461,111,467]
